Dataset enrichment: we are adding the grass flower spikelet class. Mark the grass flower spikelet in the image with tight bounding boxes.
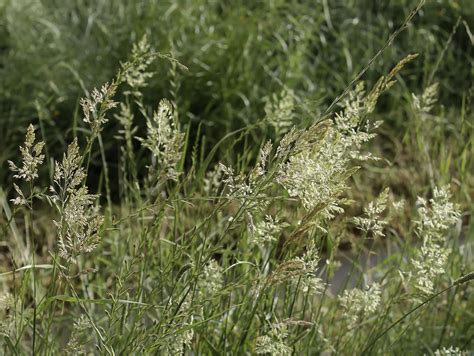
[8,124,45,183]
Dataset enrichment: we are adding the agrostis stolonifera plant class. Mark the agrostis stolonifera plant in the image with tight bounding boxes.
[1,33,473,355]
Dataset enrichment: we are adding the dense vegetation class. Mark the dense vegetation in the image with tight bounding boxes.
[0,0,473,354]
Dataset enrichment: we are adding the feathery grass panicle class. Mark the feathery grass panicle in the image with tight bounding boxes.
[353,187,390,237]
[412,82,439,115]
[276,123,346,216]
[411,244,450,295]
[264,88,296,137]
[253,140,273,179]
[161,299,195,355]
[8,124,45,183]
[197,259,224,297]
[141,99,184,182]
[256,322,292,355]
[49,139,103,263]
[415,185,461,244]
[203,163,225,195]
[409,185,460,295]
[8,124,45,207]
[275,75,393,220]
[64,315,92,355]
[122,34,155,94]
[434,346,466,355]
[270,242,324,294]
[276,113,360,218]
[338,283,382,329]
[219,159,271,222]
[249,214,288,246]
[80,83,118,135]
[220,163,254,198]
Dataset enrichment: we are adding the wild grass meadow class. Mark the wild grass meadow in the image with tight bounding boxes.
[0,0,473,354]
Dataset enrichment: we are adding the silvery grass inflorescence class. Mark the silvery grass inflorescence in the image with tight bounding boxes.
[274,55,418,225]
[249,214,289,246]
[197,259,224,297]
[80,82,118,135]
[122,34,155,94]
[255,321,292,355]
[8,124,45,207]
[161,298,195,355]
[49,139,103,263]
[412,82,439,116]
[64,315,92,355]
[264,88,296,137]
[8,73,117,264]
[338,283,382,329]
[141,98,184,182]
[275,123,351,218]
[434,346,466,356]
[411,243,450,295]
[269,242,324,294]
[275,81,387,222]
[8,124,45,184]
[219,141,274,226]
[203,163,226,195]
[410,185,460,295]
[219,65,409,236]
[353,187,390,237]
[415,185,461,245]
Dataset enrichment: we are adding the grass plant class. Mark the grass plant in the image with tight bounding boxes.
[0,0,473,354]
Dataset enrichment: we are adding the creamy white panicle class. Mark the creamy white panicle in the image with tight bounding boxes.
[8,124,45,183]
[338,283,382,329]
[49,139,103,263]
[256,322,292,355]
[141,99,184,182]
[409,185,460,295]
[434,346,465,356]
[353,187,390,237]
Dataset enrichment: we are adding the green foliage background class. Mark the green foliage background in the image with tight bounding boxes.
[0,0,472,181]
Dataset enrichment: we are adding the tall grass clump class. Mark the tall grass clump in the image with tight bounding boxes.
[0,30,472,354]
